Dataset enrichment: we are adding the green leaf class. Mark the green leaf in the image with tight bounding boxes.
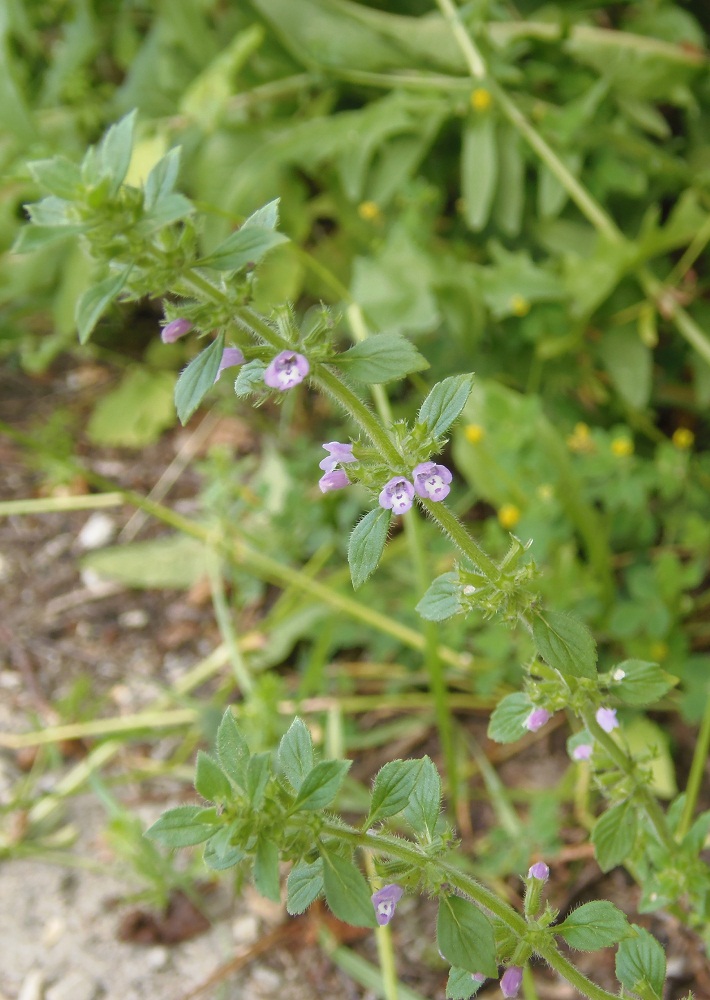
[279,718,314,791]
[243,198,281,230]
[616,926,666,1000]
[287,860,324,915]
[203,824,245,870]
[234,360,268,397]
[254,838,281,902]
[402,756,441,839]
[487,692,532,744]
[145,805,217,847]
[461,114,497,231]
[174,333,224,424]
[200,225,288,272]
[416,572,461,621]
[557,900,631,951]
[446,967,484,999]
[612,660,677,707]
[216,708,250,789]
[81,535,208,589]
[75,269,130,345]
[13,223,87,253]
[246,752,272,809]
[195,751,233,804]
[599,328,652,410]
[436,896,497,977]
[592,800,638,872]
[98,110,137,195]
[28,195,74,227]
[493,125,524,237]
[140,193,194,230]
[418,374,475,440]
[321,849,378,928]
[335,333,429,384]
[144,147,181,210]
[348,507,391,590]
[532,609,597,680]
[87,369,176,446]
[367,759,423,827]
[292,760,351,811]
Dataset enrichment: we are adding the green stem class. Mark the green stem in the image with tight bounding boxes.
[433,0,486,80]
[313,365,403,466]
[677,691,710,841]
[419,499,502,585]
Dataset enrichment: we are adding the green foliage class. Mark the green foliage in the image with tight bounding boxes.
[348,507,391,589]
[557,901,631,951]
[532,610,597,680]
[174,334,225,424]
[436,896,497,977]
[592,801,638,872]
[616,926,667,1000]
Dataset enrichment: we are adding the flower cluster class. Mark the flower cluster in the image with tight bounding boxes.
[319,442,356,493]
[380,462,453,515]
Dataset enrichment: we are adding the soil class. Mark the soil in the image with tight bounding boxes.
[1,358,709,1000]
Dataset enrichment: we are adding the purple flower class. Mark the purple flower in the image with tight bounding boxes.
[379,477,415,515]
[412,461,452,502]
[596,707,618,733]
[371,884,404,926]
[214,347,245,382]
[264,351,309,390]
[525,708,551,732]
[161,318,193,343]
[319,469,350,493]
[500,966,523,998]
[528,862,549,882]
[319,442,356,473]
[572,743,593,761]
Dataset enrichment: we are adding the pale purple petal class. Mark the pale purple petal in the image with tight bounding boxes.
[319,441,356,472]
[500,966,523,998]
[371,884,404,926]
[264,351,309,390]
[572,744,593,761]
[319,470,350,493]
[472,973,486,983]
[596,707,618,733]
[525,708,551,732]
[214,347,245,382]
[412,461,453,501]
[161,318,193,343]
[528,862,549,882]
[378,477,415,515]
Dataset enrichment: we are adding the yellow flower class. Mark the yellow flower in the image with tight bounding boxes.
[611,437,633,458]
[358,200,381,221]
[510,294,530,317]
[649,641,668,662]
[567,422,594,454]
[672,427,694,451]
[537,484,553,501]
[470,88,492,112]
[465,424,485,444]
[498,503,521,530]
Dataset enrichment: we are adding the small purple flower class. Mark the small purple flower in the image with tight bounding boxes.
[572,743,593,761]
[161,318,193,343]
[264,350,309,390]
[525,708,551,732]
[319,442,356,473]
[596,707,618,733]
[214,347,245,382]
[319,469,350,493]
[379,477,415,515]
[371,884,404,926]
[528,862,550,882]
[500,966,523,998]
[412,461,452,502]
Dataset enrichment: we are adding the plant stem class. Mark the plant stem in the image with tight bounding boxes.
[677,692,710,841]
[313,366,403,466]
[419,499,502,585]
[434,0,486,80]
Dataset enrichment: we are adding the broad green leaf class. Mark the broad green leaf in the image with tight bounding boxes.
[532,610,597,680]
[246,752,272,809]
[140,193,194,230]
[199,226,288,272]
[234,360,268,397]
[145,805,217,847]
[99,110,137,194]
[461,114,497,232]
[203,824,245,870]
[436,896,497,977]
[75,269,130,345]
[243,198,281,230]
[493,125,524,237]
[616,926,666,1000]
[81,535,209,589]
[287,860,324,915]
[557,900,630,951]
[348,507,391,590]
[195,750,233,804]
[623,716,677,799]
[487,692,532,744]
[279,718,314,791]
[335,333,429,384]
[216,708,250,789]
[416,572,461,621]
[612,660,677,707]
[446,967,484,999]
[28,196,74,227]
[599,328,652,410]
[87,369,175,446]
[254,838,281,902]
[418,374,475,440]
[144,147,181,209]
[13,223,87,253]
[367,759,423,826]
[292,760,351,811]
[321,850,378,928]
[174,333,224,424]
[592,800,637,871]
[402,756,441,839]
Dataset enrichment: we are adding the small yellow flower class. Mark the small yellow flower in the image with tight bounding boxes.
[358,200,381,221]
[611,437,633,458]
[510,294,530,317]
[567,422,594,454]
[537,483,553,501]
[672,427,694,451]
[649,641,668,662]
[465,424,485,444]
[470,88,492,112]
[498,503,521,530]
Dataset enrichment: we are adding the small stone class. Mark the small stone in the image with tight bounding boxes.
[78,513,116,550]
[42,916,65,947]
[249,967,282,994]
[46,971,95,1000]
[118,609,149,629]
[145,946,169,970]
[232,914,259,945]
[19,970,45,1000]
